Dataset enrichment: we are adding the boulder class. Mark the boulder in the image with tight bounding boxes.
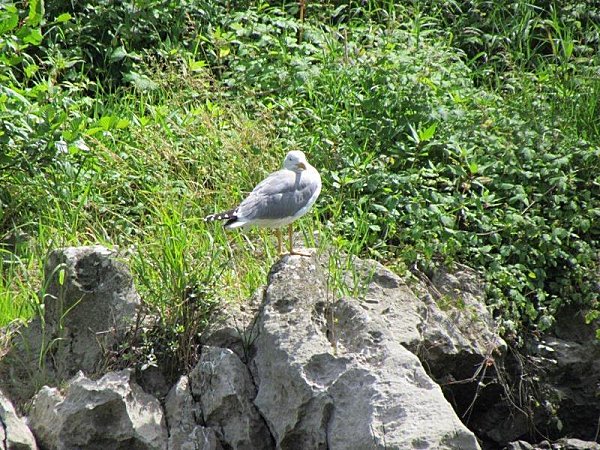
[28,370,166,450]
[42,245,140,374]
[0,389,38,450]
[163,346,273,450]
[164,376,221,450]
[189,346,273,449]
[525,331,600,440]
[472,303,600,445]
[249,254,482,449]
[344,259,505,380]
[505,438,600,450]
[201,289,263,363]
[0,246,141,405]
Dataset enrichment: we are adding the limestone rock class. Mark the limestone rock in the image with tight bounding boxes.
[527,333,600,440]
[0,246,141,405]
[427,265,505,371]
[42,245,140,374]
[505,438,600,450]
[550,438,600,450]
[504,441,535,450]
[0,389,38,450]
[164,376,221,450]
[344,258,505,380]
[28,370,167,450]
[189,346,273,449]
[250,254,482,449]
[201,289,263,363]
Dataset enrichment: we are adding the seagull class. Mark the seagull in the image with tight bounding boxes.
[205,150,321,256]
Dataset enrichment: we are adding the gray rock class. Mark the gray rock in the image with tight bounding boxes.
[0,389,38,450]
[28,370,167,450]
[427,265,505,368]
[505,438,600,450]
[201,289,263,362]
[504,441,535,450]
[342,258,505,380]
[164,376,221,450]
[528,320,600,442]
[0,246,141,405]
[190,346,273,449]
[251,254,482,449]
[42,246,141,374]
[485,306,600,445]
[551,438,600,450]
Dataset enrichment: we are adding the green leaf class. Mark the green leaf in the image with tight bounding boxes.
[21,28,43,45]
[440,214,455,227]
[124,71,159,91]
[371,204,388,213]
[419,122,437,142]
[219,47,231,58]
[24,63,39,78]
[27,0,45,27]
[116,118,130,129]
[56,13,72,23]
[110,46,128,62]
[189,60,206,72]
[0,5,19,34]
[468,161,478,175]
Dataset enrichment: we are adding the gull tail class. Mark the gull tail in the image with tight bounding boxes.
[204,209,239,228]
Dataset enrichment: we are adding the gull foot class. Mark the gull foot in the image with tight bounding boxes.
[289,248,313,257]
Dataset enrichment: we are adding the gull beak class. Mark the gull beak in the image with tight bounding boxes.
[296,162,307,170]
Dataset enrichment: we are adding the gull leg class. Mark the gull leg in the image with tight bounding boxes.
[289,224,311,257]
[277,228,283,255]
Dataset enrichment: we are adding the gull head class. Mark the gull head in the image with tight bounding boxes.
[283,150,309,172]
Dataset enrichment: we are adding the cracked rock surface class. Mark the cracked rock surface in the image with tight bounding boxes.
[247,254,482,450]
[0,246,140,406]
[0,389,38,450]
[28,370,166,450]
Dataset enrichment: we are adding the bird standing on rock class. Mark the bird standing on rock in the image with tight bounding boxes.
[205,150,321,256]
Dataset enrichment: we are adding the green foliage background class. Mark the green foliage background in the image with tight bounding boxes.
[1,0,599,345]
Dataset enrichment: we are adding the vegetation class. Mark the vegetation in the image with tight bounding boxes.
[1,0,599,372]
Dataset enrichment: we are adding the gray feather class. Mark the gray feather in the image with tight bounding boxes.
[237,168,320,221]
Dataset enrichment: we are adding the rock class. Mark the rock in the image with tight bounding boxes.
[427,264,505,372]
[343,259,505,375]
[477,303,600,445]
[42,246,140,374]
[526,333,600,441]
[504,441,535,450]
[339,257,507,444]
[504,438,600,450]
[28,370,167,450]
[0,389,38,450]
[551,438,600,450]
[201,289,263,363]
[189,346,273,449]
[138,365,171,400]
[0,246,141,405]
[250,254,482,449]
[164,376,221,450]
